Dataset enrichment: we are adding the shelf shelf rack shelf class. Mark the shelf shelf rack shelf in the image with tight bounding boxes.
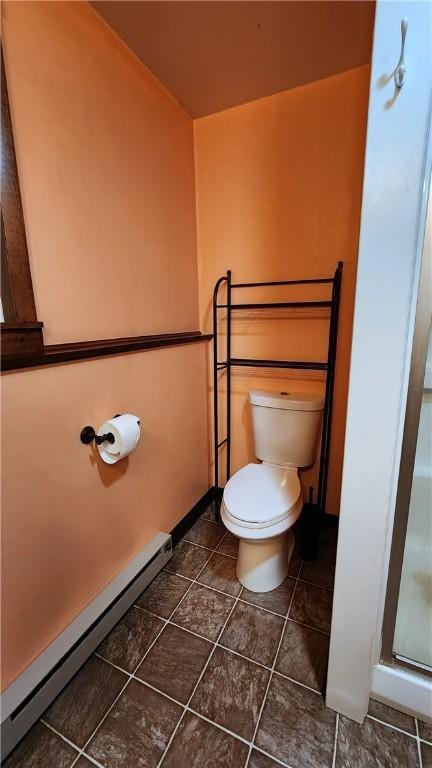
[212,261,343,516]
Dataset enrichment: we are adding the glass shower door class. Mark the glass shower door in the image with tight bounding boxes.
[393,331,432,670]
[382,179,432,676]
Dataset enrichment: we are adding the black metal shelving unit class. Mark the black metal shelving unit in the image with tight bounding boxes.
[213,261,343,518]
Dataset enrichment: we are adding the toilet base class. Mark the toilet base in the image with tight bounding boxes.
[236,529,295,593]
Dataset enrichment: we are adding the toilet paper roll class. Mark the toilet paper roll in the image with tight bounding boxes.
[97,414,140,464]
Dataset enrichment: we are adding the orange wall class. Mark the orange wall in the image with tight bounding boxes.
[3,0,198,345]
[1,1,209,691]
[195,66,370,513]
[2,1,369,691]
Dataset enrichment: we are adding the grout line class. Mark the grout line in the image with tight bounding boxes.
[133,587,322,693]
[97,620,321,699]
[75,753,106,768]
[271,669,321,696]
[155,710,187,767]
[331,712,339,768]
[186,707,250,746]
[160,570,192,584]
[66,550,214,768]
[91,655,256,752]
[155,559,246,767]
[216,549,238,559]
[367,714,420,740]
[238,598,331,634]
[67,675,131,768]
[129,676,184,709]
[41,720,83,752]
[165,540,237,564]
[152,567,331,636]
[213,641,271,673]
[195,517,224,528]
[38,520,334,768]
[162,569,237,593]
[250,745,295,768]
[246,560,304,767]
[42,720,107,768]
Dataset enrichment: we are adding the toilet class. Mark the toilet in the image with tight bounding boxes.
[221,389,324,593]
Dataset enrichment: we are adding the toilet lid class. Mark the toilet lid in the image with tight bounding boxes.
[223,463,301,526]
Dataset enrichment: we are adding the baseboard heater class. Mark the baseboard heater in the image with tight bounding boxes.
[1,532,172,762]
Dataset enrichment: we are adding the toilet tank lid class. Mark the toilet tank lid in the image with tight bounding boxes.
[249,389,325,411]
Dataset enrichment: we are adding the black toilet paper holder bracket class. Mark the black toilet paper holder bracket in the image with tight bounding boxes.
[80,414,140,446]
[80,426,115,445]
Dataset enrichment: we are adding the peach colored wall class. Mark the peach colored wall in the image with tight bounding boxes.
[3,0,199,345]
[1,349,208,692]
[195,66,370,514]
[1,1,209,691]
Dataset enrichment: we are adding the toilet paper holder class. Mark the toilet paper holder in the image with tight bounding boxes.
[80,426,115,445]
[80,415,140,446]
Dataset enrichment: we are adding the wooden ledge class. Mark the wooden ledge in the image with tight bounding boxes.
[1,330,212,371]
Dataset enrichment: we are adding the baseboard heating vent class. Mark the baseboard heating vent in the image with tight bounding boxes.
[1,532,172,762]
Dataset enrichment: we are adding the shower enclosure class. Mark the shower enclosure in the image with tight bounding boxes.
[382,188,432,678]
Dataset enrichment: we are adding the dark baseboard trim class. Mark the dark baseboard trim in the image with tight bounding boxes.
[2,330,212,371]
[171,487,217,545]
[170,486,337,550]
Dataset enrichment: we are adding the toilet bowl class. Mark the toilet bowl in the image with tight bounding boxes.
[221,462,303,592]
[221,388,324,593]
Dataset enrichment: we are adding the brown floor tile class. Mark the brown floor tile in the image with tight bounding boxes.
[165,540,212,579]
[335,714,420,768]
[4,722,78,768]
[191,646,269,741]
[422,743,432,768]
[183,517,225,549]
[275,619,329,692]
[136,623,212,703]
[241,576,296,617]
[97,606,163,672]
[161,712,248,768]
[171,582,234,640]
[301,526,337,589]
[74,759,94,768]
[135,570,190,618]
[87,679,181,768]
[197,552,242,597]
[248,750,282,768]
[201,500,221,522]
[289,581,333,633]
[368,698,416,735]
[44,655,127,747]
[220,601,284,667]
[419,720,432,743]
[217,531,239,558]
[256,674,336,768]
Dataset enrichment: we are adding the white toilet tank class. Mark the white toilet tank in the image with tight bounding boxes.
[249,389,324,468]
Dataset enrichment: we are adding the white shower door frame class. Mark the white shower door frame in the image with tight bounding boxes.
[325,0,432,724]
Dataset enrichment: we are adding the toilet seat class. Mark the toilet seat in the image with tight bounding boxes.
[223,463,301,529]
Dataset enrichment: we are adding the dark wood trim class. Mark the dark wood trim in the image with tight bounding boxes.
[1,48,38,322]
[1,322,44,362]
[1,330,212,371]
[170,487,216,545]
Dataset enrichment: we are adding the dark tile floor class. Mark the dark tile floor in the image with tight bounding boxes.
[5,501,431,768]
